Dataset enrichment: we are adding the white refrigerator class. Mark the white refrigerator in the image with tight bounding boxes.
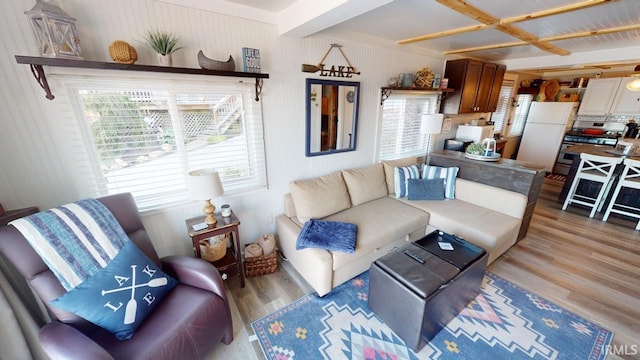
[516,102,577,171]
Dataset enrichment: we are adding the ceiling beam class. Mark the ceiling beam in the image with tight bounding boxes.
[443,22,640,56]
[399,0,615,44]
[500,0,616,24]
[443,41,527,55]
[540,23,640,42]
[398,0,617,56]
[277,0,392,37]
[397,23,490,44]
[433,0,570,55]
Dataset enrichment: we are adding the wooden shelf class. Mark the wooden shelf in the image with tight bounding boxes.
[380,86,454,105]
[15,55,270,101]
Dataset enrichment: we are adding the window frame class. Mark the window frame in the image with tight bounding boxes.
[63,76,267,211]
[376,91,442,161]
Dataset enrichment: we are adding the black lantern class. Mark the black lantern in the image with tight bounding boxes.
[25,0,82,59]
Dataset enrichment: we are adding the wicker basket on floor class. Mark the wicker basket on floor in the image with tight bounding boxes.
[244,251,277,277]
[199,234,228,262]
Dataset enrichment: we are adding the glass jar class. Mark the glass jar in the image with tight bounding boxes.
[220,204,231,217]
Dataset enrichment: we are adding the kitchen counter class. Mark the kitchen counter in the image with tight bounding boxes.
[429,150,547,241]
[565,143,640,158]
[430,150,546,178]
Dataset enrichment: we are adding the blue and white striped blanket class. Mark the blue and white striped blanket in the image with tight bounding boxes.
[10,199,130,290]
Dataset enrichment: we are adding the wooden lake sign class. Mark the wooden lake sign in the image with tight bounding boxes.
[301,44,360,77]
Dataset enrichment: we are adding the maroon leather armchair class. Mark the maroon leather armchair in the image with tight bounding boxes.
[0,193,233,360]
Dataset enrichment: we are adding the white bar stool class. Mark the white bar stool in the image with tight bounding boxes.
[562,153,623,218]
[602,157,640,230]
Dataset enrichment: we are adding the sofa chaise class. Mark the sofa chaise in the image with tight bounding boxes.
[275,156,528,296]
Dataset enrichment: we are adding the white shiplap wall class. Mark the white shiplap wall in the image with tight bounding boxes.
[0,0,446,256]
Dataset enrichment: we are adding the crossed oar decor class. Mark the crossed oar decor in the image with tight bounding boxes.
[101,265,169,325]
[301,43,360,78]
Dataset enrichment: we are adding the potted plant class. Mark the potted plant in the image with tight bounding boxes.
[144,30,182,66]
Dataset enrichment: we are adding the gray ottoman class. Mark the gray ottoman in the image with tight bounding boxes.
[368,230,488,352]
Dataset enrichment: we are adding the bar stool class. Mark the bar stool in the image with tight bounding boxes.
[562,153,623,218]
[602,157,640,230]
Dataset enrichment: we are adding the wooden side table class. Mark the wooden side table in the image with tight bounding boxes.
[186,211,245,288]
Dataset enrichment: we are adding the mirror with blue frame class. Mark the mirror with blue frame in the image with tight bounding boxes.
[305,78,359,156]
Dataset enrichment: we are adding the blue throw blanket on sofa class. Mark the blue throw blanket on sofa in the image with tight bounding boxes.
[296,219,358,253]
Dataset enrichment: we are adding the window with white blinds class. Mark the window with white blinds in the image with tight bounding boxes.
[66,78,266,210]
[509,94,534,136]
[490,80,515,133]
[378,92,440,161]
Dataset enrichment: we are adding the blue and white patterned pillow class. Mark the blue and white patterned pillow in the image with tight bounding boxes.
[50,241,178,340]
[394,165,421,198]
[422,166,459,199]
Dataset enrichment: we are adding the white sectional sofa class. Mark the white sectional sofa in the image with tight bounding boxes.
[275,156,528,296]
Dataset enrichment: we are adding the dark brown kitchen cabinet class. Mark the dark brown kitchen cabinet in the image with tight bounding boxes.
[442,59,505,114]
[487,64,506,112]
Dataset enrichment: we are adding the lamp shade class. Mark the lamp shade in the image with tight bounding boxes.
[420,114,444,135]
[188,169,224,200]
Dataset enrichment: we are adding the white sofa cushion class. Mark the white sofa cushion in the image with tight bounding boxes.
[398,197,519,263]
[455,179,527,219]
[382,156,419,195]
[342,164,388,206]
[290,171,351,223]
[323,197,429,270]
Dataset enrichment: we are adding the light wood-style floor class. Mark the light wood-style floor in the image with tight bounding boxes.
[208,178,640,360]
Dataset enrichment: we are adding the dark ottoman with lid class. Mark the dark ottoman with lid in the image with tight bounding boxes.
[368,230,488,352]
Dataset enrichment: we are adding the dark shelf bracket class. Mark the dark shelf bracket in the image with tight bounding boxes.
[380,88,392,105]
[255,78,263,101]
[29,64,54,100]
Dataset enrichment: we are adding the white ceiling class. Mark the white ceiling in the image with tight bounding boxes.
[162,0,640,75]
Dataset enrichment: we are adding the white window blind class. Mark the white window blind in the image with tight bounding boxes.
[66,78,266,210]
[378,92,440,161]
[509,94,534,137]
[491,80,515,133]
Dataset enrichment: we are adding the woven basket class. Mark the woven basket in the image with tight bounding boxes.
[244,251,277,277]
[199,234,228,262]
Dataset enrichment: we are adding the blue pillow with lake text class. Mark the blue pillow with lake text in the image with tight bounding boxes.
[50,241,178,340]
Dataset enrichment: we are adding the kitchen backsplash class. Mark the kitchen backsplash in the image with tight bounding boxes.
[575,114,637,124]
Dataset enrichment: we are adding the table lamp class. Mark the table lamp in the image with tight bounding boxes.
[421,114,444,165]
[188,169,224,226]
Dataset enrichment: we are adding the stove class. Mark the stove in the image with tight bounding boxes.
[553,127,622,175]
[563,130,620,145]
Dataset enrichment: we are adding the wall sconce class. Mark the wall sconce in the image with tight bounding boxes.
[25,0,83,59]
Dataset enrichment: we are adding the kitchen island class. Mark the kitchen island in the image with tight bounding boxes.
[560,144,639,207]
[428,150,547,241]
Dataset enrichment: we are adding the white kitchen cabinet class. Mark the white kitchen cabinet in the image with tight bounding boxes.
[578,77,640,116]
[577,78,621,115]
[611,78,640,115]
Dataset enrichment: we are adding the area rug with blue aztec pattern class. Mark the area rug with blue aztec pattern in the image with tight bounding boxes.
[251,271,612,359]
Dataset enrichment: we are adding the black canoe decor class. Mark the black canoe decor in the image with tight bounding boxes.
[301,43,360,78]
[197,50,235,71]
